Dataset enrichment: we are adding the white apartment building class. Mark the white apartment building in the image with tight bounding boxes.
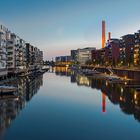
[18,38,26,70]
[77,47,96,64]
[7,33,16,70]
[1,24,43,76]
[7,33,26,73]
[0,25,8,77]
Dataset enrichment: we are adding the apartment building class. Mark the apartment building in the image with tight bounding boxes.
[77,47,96,64]
[0,25,8,77]
[0,24,43,76]
[134,30,140,66]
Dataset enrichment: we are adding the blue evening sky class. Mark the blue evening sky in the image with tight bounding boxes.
[0,0,140,60]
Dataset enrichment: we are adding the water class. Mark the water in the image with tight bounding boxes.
[1,67,140,140]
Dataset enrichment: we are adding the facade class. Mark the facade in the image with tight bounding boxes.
[0,24,43,76]
[7,33,16,72]
[71,50,78,62]
[90,31,140,68]
[105,39,120,66]
[77,47,96,64]
[0,25,8,77]
[18,38,26,70]
[92,49,102,65]
[7,34,27,73]
[121,34,135,66]
[55,56,71,62]
[134,30,140,66]
[55,56,71,66]
[26,43,43,71]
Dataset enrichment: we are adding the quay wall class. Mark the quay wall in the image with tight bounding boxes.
[80,65,140,81]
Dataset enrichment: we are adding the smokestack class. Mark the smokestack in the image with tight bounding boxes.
[102,20,106,48]
[108,32,111,41]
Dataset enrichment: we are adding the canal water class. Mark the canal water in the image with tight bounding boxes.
[1,67,140,140]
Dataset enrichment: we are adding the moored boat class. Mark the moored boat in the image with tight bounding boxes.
[0,86,17,94]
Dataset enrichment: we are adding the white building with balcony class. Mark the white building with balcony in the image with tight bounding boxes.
[7,33,27,73]
[77,47,96,64]
[0,25,8,77]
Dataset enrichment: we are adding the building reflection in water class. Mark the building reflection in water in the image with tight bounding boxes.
[0,74,43,139]
[54,66,71,77]
[55,67,140,123]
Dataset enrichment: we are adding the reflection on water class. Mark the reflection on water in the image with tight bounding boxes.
[1,67,140,140]
[54,67,140,123]
[0,75,43,139]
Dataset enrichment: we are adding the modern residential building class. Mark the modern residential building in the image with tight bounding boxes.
[7,33,27,74]
[55,56,71,62]
[0,25,8,77]
[0,24,43,76]
[7,33,16,73]
[38,50,43,69]
[121,34,135,66]
[71,50,78,62]
[134,30,140,66]
[92,49,102,65]
[77,47,96,64]
[26,43,43,71]
[105,39,120,66]
[18,38,26,70]
[26,43,34,71]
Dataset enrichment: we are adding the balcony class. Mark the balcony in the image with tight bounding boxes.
[0,56,7,60]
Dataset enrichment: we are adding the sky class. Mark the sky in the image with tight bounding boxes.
[0,0,140,60]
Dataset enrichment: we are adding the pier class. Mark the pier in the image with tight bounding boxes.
[80,65,140,81]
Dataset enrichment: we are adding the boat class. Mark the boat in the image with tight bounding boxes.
[82,69,101,76]
[105,76,124,83]
[0,86,17,94]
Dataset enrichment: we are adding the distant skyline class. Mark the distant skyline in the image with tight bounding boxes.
[0,0,140,60]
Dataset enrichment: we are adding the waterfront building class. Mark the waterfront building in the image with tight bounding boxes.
[26,43,35,71]
[71,50,78,62]
[105,39,120,66]
[37,50,43,69]
[92,49,101,64]
[134,30,140,66]
[119,40,126,66]
[55,56,71,62]
[7,33,16,71]
[0,25,8,77]
[7,33,17,73]
[55,56,71,66]
[1,24,43,76]
[77,47,96,64]
[121,34,135,66]
[19,38,26,70]
[7,33,27,74]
